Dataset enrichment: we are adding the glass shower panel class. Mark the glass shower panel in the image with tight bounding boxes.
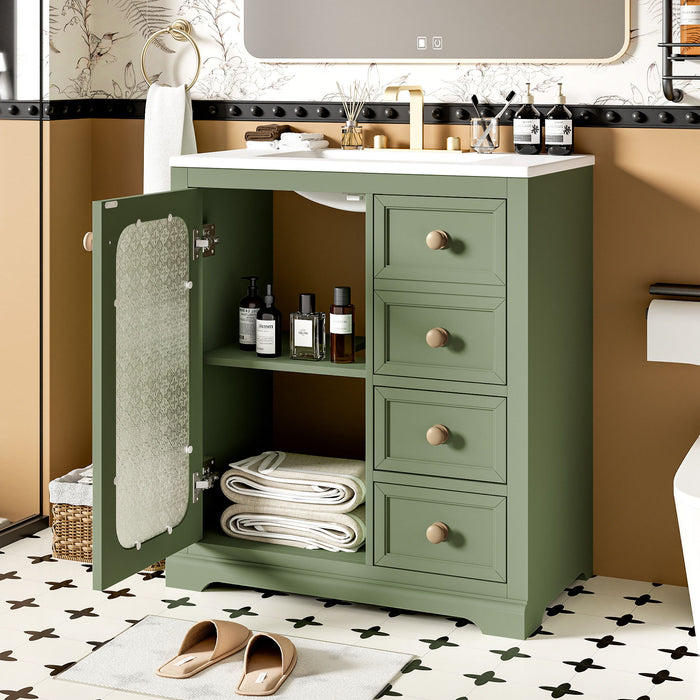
[115,216,191,549]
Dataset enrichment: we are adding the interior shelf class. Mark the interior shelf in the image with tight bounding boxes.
[205,335,367,378]
[199,530,367,565]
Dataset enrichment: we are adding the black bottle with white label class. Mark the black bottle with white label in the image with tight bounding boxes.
[513,83,541,155]
[256,284,281,358]
[239,276,263,351]
[545,83,574,156]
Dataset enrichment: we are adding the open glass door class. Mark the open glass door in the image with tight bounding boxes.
[92,189,204,589]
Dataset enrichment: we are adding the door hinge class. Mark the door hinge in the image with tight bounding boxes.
[192,457,219,503]
[193,224,220,260]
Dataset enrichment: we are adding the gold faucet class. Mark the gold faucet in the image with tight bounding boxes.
[383,85,424,150]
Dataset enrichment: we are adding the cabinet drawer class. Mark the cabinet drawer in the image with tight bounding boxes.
[374,290,506,384]
[374,387,506,483]
[374,483,506,581]
[374,195,506,286]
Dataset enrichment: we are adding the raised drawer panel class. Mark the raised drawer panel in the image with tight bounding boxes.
[374,483,506,581]
[374,387,506,483]
[374,290,506,384]
[374,195,506,286]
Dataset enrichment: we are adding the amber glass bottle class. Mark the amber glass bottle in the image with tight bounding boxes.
[329,286,355,363]
[681,0,700,56]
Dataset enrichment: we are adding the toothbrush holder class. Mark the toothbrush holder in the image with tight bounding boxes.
[471,117,499,154]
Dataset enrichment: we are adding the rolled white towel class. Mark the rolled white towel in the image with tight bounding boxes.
[246,140,280,151]
[279,139,329,152]
[280,132,325,144]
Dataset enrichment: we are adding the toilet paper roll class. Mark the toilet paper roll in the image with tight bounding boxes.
[647,299,700,365]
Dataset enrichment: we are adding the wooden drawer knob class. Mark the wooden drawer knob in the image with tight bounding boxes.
[426,229,449,250]
[426,327,449,348]
[83,231,93,252]
[426,522,449,544]
[426,424,449,446]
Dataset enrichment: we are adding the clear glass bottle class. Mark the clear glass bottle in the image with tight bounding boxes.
[341,121,363,150]
[290,293,326,361]
[330,286,355,363]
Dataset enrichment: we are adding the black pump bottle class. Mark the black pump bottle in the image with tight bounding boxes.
[239,276,263,351]
[545,83,574,156]
[256,284,282,358]
[513,83,541,155]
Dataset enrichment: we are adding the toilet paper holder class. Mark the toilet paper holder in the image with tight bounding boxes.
[650,283,700,298]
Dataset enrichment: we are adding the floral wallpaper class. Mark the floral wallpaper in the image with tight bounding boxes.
[46,0,700,105]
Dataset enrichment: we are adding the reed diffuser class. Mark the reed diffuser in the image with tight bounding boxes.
[337,81,370,150]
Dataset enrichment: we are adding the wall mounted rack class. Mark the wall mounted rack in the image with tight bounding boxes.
[659,0,700,102]
[650,283,700,297]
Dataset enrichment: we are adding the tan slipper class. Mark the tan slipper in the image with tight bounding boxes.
[235,632,298,696]
[156,619,252,679]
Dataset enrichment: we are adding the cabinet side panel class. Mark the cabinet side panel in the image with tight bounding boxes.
[523,169,594,608]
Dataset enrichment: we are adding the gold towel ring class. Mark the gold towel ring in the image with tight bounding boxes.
[141,19,201,92]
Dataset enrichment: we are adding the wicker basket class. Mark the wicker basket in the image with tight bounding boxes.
[51,502,164,572]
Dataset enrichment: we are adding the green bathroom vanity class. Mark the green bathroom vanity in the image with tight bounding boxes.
[92,149,594,639]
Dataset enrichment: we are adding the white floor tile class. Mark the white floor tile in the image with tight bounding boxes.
[35,678,111,700]
[645,679,700,699]
[562,667,654,698]
[52,614,136,645]
[12,636,93,666]
[631,601,694,628]
[592,640,676,674]
[582,575,655,598]
[391,668,473,699]
[648,583,693,606]
[0,658,51,688]
[421,644,502,673]
[490,655,576,688]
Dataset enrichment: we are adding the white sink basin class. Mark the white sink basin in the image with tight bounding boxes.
[260,148,497,165]
[171,148,595,179]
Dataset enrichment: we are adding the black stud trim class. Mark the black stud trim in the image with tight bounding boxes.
[0,99,694,128]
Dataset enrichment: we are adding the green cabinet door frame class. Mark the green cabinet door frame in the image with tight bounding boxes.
[92,189,204,590]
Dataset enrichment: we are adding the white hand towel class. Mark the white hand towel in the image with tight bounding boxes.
[280,132,325,144]
[143,84,197,194]
[245,140,280,151]
[279,139,329,152]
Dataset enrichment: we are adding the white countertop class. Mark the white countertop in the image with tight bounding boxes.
[171,148,595,178]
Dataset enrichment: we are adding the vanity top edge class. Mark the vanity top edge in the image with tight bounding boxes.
[170,149,594,179]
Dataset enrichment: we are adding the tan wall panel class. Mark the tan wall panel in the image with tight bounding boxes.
[0,121,40,522]
[65,118,700,585]
[43,120,93,507]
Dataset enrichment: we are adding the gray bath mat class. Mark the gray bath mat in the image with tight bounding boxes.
[59,615,414,699]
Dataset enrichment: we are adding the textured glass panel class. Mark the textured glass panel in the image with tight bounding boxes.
[115,217,190,549]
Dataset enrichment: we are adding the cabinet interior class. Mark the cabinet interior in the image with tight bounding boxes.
[199,188,367,552]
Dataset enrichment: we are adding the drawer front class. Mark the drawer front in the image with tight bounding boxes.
[374,387,506,483]
[374,290,506,384]
[374,483,506,581]
[374,195,506,286]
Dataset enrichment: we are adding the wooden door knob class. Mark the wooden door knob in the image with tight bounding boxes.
[426,229,449,250]
[426,424,449,446]
[426,522,449,544]
[426,327,449,348]
[83,232,93,252]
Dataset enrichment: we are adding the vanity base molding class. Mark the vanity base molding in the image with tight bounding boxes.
[166,545,591,640]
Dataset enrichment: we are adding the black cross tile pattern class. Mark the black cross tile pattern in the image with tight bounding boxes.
[222,606,259,619]
[286,615,322,629]
[64,607,98,620]
[44,579,77,590]
[5,599,38,610]
[5,529,700,698]
[162,596,195,609]
[45,661,75,676]
[23,628,59,642]
[539,682,584,697]
[0,688,38,700]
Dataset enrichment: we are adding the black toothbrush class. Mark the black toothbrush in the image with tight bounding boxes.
[476,90,517,148]
[471,94,495,148]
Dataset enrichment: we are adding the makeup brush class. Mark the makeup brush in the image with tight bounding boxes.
[476,90,517,148]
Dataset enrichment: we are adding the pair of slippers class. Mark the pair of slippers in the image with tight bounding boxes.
[156,619,297,696]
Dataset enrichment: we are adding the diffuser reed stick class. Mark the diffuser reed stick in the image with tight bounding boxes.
[337,81,370,150]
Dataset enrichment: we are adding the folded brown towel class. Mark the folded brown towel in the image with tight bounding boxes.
[244,124,291,141]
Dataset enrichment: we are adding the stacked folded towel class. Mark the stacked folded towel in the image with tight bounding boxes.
[220,451,366,552]
[279,132,329,151]
[244,124,290,142]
